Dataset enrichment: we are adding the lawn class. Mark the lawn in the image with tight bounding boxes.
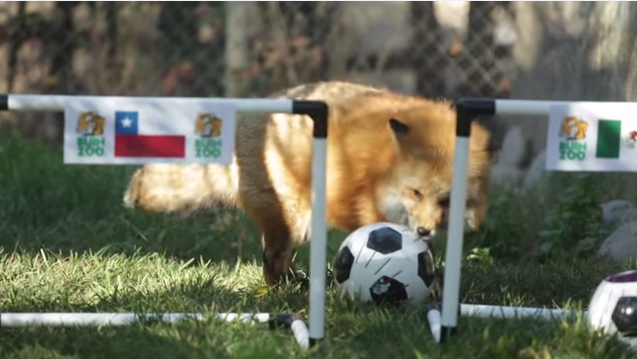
[1,132,637,359]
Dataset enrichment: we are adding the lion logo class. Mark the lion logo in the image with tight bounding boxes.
[195,113,223,138]
[559,115,588,141]
[76,111,106,136]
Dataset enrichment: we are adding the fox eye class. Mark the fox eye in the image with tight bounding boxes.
[438,196,450,207]
[412,189,423,201]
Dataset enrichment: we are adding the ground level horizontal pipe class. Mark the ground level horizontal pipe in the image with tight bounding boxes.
[460,304,587,320]
[427,304,587,344]
[0,312,309,349]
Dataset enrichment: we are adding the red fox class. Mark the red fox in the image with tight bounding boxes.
[123,81,497,286]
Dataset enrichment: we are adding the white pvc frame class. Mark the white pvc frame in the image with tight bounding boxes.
[441,99,628,338]
[2,94,328,348]
[6,95,610,346]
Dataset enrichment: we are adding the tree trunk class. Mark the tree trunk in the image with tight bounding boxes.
[7,2,26,93]
[104,2,121,88]
[224,2,250,97]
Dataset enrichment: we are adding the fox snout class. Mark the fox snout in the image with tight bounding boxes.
[416,226,432,237]
[412,206,484,238]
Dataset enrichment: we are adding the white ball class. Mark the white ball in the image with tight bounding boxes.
[588,270,637,337]
[332,222,437,305]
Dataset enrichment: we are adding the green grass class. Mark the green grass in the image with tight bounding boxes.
[1,132,637,359]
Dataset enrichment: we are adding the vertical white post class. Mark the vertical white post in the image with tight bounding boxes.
[308,137,328,342]
[440,136,471,336]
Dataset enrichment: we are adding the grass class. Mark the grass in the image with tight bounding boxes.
[1,132,637,359]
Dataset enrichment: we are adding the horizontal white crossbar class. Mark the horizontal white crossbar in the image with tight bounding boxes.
[494,99,629,116]
[4,94,294,114]
[7,94,627,117]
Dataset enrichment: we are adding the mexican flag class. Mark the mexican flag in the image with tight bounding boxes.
[596,120,622,159]
[596,119,637,159]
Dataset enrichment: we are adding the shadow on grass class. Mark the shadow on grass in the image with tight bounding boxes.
[1,326,201,359]
[0,134,268,266]
[1,315,305,359]
[331,307,635,359]
[0,133,354,282]
[0,271,311,359]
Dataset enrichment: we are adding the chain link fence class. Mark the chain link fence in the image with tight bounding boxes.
[1,1,636,156]
[0,2,514,144]
[0,2,516,96]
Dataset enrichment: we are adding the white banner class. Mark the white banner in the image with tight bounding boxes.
[63,97,236,165]
[546,102,637,172]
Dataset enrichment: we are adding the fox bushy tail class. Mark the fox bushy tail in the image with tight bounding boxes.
[123,161,240,214]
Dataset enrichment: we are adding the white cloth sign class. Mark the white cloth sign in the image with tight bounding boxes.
[546,102,637,172]
[63,97,236,165]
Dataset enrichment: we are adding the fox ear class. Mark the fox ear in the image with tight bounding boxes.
[389,118,410,138]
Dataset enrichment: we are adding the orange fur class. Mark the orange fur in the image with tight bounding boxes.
[123,81,496,286]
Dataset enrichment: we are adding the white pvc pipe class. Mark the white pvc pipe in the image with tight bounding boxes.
[494,99,561,116]
[291,319,311,349]
[425,304,584,345]
[6,94,294,114]
[0,312,271,326]
[441,136,471,331]
[427,308,442,343]
[0,312,310,349]
[494,99,628,116]
[8,95,627,117]
[460,303,587,321]
[308,137,328,342]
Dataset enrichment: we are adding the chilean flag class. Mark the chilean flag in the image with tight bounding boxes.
[114,111,186,158]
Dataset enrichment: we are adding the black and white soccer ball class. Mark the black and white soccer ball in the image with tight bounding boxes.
[332,222,437,305]
[588,270,637,338]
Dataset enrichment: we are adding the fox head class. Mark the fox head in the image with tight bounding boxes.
[373,102,496,237]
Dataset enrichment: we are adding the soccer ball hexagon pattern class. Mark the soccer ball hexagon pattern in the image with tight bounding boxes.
[588,270,637,337]
[332,222,437,305]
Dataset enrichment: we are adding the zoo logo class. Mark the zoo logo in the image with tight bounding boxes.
[195,113,223,138]
[77,111,105,136]
[558,115,588,161]
[194,113,223,159]
[76,111,106,158]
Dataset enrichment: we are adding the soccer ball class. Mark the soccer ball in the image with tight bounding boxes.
[588,270,637,338]
[332,222,437,305]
